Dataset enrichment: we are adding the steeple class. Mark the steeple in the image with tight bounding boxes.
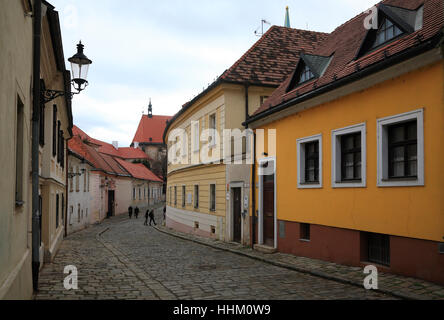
[284,6,291,28]
[148,98,153,118]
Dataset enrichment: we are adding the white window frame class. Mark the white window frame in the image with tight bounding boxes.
[209,113,217,148]
[192,121,200,153]
[332,123,367,188]
[377,108,424,187]
[297,134,323,189]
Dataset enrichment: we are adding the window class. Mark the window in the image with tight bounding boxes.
[69,206,73,226]
[77,204,80,223]
[366,233,390,266]
[182,186,186,207]
[61,194,65,224]
[192,121,200,152]
[56,194,59,229]
[133,188,136,200]
[52,105,57,157]
[373,19,403,49]
[260,96,269,106]
[87,171,90,192]
[299,64,314,84]
[39,104,45,146]
[388,121,417,179]
[57,121,62,163]
[210,184,216,211]
[209,114,216,147]
[377,109,424,187]
[69,167,73,192]
[174,186,177,206]
[297,134,322,189]
[139,188,141,200]
[76,167,80,192]
[300,223,311,241]
[332,123,366,188]
[83,168,87,192]
[15,95,25,206]
[194,185,199,209]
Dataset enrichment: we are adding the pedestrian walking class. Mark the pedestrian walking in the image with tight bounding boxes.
[128,206,133,219]
[144,209,149,226]
[149,209,157,226]
[163,206,166,221]
[134,207,139,219]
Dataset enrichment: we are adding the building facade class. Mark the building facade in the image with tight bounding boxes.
[0,0,73,299]
[247,0,444,284]
[164,26,327,245]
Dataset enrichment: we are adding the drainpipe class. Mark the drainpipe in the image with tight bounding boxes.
[243,83,256,248]
[31,0,42,292]
[251,132,256,248]
[64,138,72,238]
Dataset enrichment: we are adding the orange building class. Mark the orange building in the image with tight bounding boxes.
[246,0,444,284]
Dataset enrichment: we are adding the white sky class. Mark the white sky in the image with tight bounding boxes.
[50,0,378,147]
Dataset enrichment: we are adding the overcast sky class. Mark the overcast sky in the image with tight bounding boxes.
[50,0,377,147]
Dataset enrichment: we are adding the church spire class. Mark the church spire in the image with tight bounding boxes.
[148,98,153,118]
[284,6,291,28]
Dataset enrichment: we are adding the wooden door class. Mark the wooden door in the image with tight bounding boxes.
[263,172,275,247]
[233,188,242,243]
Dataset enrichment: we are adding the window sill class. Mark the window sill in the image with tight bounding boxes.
[299,239,311,242]
[298,182,322,189]
[378,177,423,188]
[332,180,366,188]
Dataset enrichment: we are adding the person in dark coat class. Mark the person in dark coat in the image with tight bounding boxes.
[128,206,133,219]
[144,209,149,226]
[163,206,166,221]
[134,207,139,219]
[149,209,157,226]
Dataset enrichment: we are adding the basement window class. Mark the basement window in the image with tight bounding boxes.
[367,233,390,266]
[300,223,311,241]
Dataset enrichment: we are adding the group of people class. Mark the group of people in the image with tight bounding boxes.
[128,205,166,226]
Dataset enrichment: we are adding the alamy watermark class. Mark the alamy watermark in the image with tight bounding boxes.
[363,265,378,290]
[64,265,78,290]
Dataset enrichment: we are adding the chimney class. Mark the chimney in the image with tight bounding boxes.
[112,141,119,149]
[148,98,153,118]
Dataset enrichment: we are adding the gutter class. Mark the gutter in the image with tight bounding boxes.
[245,32,444,126]
[31,0,42,292]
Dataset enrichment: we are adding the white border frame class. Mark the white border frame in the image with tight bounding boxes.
[297,134,323,189]
[258,157,277,249]
[331,123,367,188]
[377,108,424,187]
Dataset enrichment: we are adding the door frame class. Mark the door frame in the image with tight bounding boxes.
[230,182,244,243]
[229,182,244,242]
[258,157,277,249]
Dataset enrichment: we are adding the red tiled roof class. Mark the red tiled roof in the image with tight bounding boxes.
[73,125,151,161]
[115,158,163,182]
[132,115,172,145]
[220,26,328,86]
[163,27,328,140]
[68,136,129,176]
[253,0,443,117]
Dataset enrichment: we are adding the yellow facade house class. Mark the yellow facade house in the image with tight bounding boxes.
[246,0,444,284]
[164,26,327,245]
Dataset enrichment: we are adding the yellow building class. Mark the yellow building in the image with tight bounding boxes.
[246,0,444,284]
[164,26,327,244]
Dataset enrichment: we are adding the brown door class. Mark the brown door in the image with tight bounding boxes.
[233,188,242,243]
[263,171,275,247]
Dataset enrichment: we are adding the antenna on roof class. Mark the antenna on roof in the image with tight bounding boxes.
[254,19,271,37]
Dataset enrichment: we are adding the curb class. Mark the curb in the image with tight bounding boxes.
[153,226,422,301]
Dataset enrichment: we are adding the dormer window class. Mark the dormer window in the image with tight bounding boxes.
[356,4,423,59]
[287,53,333,92]
[299,65,315,84]
[373,18,403,48]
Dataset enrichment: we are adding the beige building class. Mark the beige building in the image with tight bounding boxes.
[164,26,328,245]
[0,0,73,299]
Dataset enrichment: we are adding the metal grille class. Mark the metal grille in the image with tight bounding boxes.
[367,233,390,266]
[439,243,444,254]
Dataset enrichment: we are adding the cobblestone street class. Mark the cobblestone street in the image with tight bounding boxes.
[35,207,395,300]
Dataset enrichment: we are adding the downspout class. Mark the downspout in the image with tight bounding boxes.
[32,0,42,292]
[64,138,72,238]
[244,83,256,248]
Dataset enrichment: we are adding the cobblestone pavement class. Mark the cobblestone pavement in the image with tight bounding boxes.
[36,206,395,300]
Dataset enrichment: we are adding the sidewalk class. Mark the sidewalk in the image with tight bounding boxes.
[154,224,444,300]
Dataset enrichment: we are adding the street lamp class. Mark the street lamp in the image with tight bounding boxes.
[68,41,92,92]
[41,41,93,104]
